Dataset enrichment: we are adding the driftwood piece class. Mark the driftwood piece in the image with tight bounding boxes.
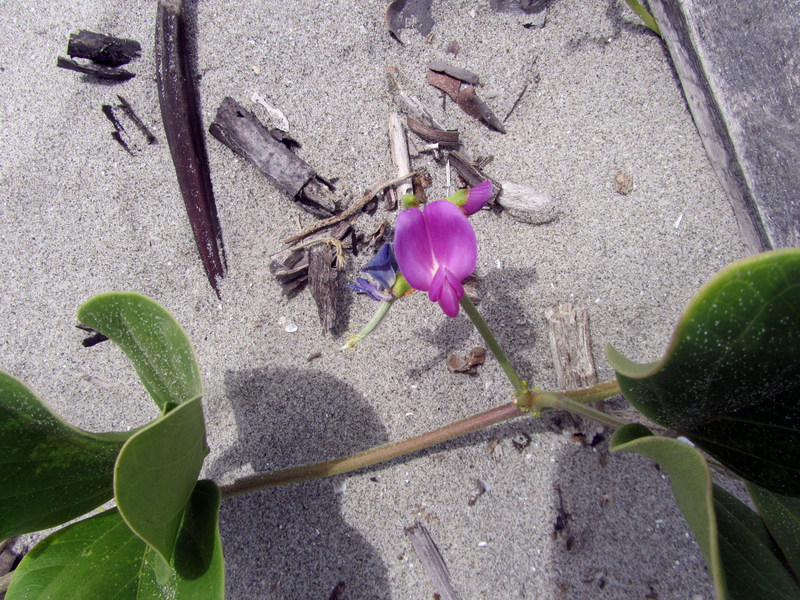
[649,1,800,251]
[497,181,558,224]
[386,66,443,129]
[404,522,463,600]
[117,95,157,144]
[544,304,603,436]
[447,151,488,188]
[67,30,141,66]
[406,116,459,147]
[156,0,226,296]
[209,96,336,217]
[56,56,135,81]
[426,70,505,133]
[388,113,413,203]
[308,248,339,332]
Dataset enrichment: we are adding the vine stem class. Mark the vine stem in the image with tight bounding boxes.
[219,402,523,499]
[341,299,394,350]
[458,294,527,397]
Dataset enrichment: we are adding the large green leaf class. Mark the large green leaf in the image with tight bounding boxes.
[611,424,800,600]
[747,481,800,578]
[714,486,800,599]
[115,396,207,564]
[78,292,203,411]
[0,370,126,538]
[607,249,800,494]
[610,424,726,596]
[5,481,224,600]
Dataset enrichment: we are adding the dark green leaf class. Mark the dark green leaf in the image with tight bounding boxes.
[611,424,800,600]
[6,482,224,600]
[610,424,726,595]
[607,249,800,494]
[714,485,800,599]
[747,481,800,578]
[115,396,207,564]
[0,370,125,538]
[78,292,203,411]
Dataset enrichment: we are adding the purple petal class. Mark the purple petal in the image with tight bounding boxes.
[423,201,477,281]
[394,207,436,291]
[349,277,393,301]
[461,180,493,216]
[428,267,464,317]
[361,242,398,291]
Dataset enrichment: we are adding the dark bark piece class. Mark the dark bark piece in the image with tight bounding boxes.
[56,56,134,81]
[308,248,339,332]
[209,96,336,217]
[426,70,505,133]
[406,116,460,147]
[649,1,800,251]
[67,30,141,66]
[156,0,226,297]
[385,0,434,43]
[427,60,479,85]
[446,346,486,375]
[270,249,309,295]
[404,522,464,600]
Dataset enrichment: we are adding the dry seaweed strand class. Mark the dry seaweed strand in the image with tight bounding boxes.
[156,0,226,297]
[283,173,418,244]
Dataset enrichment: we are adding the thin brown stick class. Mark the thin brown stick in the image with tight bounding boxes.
[282,173,418,244]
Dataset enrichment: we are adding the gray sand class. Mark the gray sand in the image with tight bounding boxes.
[1,1,746,598]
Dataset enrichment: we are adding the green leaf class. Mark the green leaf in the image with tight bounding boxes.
[78,292,203,411]
[0,370,125,538]
[714,485,800,599]
[6,482,224,600]
[610,424,726,596]
[607,249,800,495]
[611,424,800,600]
[747,481,800,578]
[115,396,207,564]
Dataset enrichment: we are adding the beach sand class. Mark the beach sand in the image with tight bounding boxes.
[0,1,747,597]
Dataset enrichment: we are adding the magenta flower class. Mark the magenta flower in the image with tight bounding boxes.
[394,200,478,317]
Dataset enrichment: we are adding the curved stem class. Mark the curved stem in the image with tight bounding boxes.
[341,299,394,349]
[459,295,526,397]
[219,402,523,499]
[531,391,629,430]
[562,379,621,404]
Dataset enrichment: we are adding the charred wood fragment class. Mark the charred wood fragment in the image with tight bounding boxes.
[209,96,337,217]
[156,0,226,296]
[270,249,309,296]
[67,30,141,66]
[447,151,489,188]
[117,95,157,144]
[56,56,135,81]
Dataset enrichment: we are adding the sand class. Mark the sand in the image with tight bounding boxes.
[0,0,747,598]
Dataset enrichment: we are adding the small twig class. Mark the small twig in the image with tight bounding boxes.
[283,173,418,244]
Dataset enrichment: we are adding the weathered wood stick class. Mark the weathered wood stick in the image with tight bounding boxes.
[282,172,418,244]
[388,113,412,200]
[56,56,134,81]
[156,0,226,296]
[404,522,464,600]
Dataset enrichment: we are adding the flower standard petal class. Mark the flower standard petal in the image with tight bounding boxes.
[423,200,477,281]
[395,207,436,291]
[461,180,493,216]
